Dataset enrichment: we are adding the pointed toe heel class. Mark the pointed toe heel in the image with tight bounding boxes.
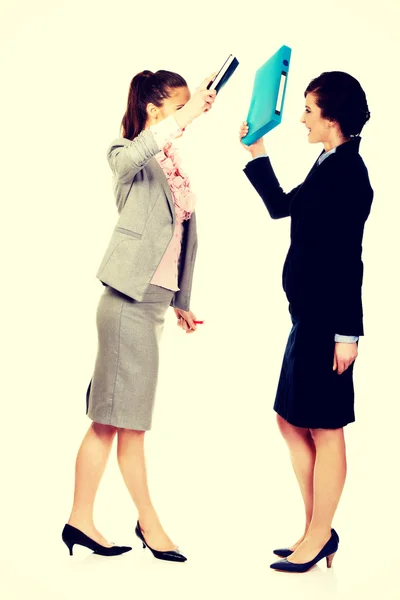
[273,528,337,560]
[62,524,132,557]
[135,521,187,562]
[270,530,339,573]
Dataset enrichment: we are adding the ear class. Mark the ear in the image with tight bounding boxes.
[324,118,335,129]
[146,102,160,120]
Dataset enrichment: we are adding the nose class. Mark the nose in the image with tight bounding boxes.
[300,112,306,124]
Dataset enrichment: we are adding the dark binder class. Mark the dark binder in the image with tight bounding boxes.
[207,54,239,94]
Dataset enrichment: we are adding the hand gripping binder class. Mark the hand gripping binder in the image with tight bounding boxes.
[242,45,292,145]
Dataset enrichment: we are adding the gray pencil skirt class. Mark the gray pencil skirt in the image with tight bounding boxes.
[86,283,175,431]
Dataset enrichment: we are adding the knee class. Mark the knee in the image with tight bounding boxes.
[309,428,321,443]
[117,428,146,442]
[116,429,146,457]
[91,421,118,439]
[309,427,344,444]
[276,414,290,434]
[276,414,308,441]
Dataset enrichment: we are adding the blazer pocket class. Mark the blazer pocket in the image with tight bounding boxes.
[115,227,142,240]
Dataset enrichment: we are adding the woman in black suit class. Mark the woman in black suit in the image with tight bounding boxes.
[240,71,373,573]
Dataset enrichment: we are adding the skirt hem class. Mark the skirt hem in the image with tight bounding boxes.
[87,413,151,432]
[273,408,355,430]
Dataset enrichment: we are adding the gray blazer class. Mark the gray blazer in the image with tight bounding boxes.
[96,129,198,311]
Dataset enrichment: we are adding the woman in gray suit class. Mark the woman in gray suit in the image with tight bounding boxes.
[62,69,217,560]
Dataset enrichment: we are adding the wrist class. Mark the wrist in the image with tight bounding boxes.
[250,145,267,159]
[174,106,193,129]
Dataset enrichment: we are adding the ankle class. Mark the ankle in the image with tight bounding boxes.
[138,510,161,532]
[305,525,332,541]
[68,515,95,529]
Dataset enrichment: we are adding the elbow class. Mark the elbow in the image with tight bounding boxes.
[115,172,135,185]
[109,158,135,184]
[267,206,287,220]
[260,197,288,220]
[270,210,283,220]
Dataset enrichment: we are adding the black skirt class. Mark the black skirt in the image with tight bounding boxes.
[274,314,356,429]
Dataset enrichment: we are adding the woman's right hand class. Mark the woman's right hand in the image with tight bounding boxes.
[175,73,217,128]
[239,121,267,158]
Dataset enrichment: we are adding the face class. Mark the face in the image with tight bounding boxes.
[300,93,334,144]
[146,87,191,130]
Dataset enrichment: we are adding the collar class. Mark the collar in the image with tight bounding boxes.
[335,136,362,154]
[318,146,336,166]
[317,136,361,163]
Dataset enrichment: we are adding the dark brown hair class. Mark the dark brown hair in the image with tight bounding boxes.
[305,71,371,138]
[121,70,188,140]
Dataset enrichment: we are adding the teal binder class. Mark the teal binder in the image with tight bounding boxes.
[242,45,292,145]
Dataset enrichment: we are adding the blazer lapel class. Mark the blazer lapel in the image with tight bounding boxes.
[289,141,359,215]
[148,158,175,222]
[289,155,334,215]
[304,157,321,182]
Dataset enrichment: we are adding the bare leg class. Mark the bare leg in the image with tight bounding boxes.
[68,422,117,546]
[276,415,316,550]
[117,429,176,551]
[287,427,347,564]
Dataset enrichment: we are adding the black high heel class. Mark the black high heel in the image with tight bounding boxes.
[62,524,132,556]
[135,521,187,562]
[273,528,339,558]
[270,529,339,573]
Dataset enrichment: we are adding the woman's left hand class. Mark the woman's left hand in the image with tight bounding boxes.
[333,342,358,375]
[173,308,198,334]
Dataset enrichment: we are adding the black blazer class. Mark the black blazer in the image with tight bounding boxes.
[244,138,373,336]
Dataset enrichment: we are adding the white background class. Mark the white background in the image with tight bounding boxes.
[1,0,399,599]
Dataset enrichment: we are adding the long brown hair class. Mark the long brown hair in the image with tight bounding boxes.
[121,70,188,140]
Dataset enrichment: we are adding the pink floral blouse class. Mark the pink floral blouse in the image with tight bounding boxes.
[150,142,196,291]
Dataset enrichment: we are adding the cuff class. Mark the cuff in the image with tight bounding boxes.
[334,334,359,343]
[247,154,268,163]
[149,115,182,151]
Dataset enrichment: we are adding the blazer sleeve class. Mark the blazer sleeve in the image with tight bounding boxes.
[107,115,182,184]
[243,156,303,219]
[329,172,374,336]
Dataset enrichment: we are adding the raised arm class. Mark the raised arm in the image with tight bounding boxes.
[108,75,218,185]
[239,121,301,219]
[107,115,182,184]
[243,156,303,219]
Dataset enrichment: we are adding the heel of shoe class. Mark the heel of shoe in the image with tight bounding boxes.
[62,527,74,556]
[326,552,336,568]
[135,522,146,549]
[62,537,75,556]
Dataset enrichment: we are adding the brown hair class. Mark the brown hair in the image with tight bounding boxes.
[305,71,370,138]
[121,70,188,140]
